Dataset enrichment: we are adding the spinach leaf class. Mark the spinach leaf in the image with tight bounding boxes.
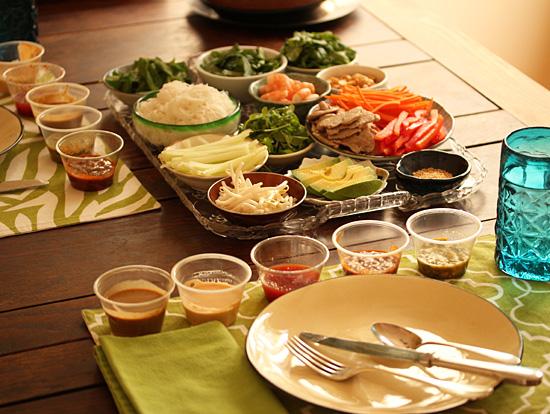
[281,31,356,69]
[105,57,192,93]
[201,44,282,77]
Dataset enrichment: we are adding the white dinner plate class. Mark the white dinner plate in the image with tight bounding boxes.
[0,106,23,155]
[246,275,521,413]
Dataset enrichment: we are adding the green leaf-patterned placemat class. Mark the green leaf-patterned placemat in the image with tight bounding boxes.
[0,103,160,237]
[83,235,550,414]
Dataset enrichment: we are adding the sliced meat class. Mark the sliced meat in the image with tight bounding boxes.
[335,128,375,154]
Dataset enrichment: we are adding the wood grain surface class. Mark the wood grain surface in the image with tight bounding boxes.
[0,1,533,412]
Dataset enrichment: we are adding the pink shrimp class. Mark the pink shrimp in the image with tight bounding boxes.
[261,89,289,102]
[291,88,314,102]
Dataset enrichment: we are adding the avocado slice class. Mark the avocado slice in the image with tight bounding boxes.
[293,156,387,201]
[322,179,384,200]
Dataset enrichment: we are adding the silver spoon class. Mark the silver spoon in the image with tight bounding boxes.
[371,322,521,365]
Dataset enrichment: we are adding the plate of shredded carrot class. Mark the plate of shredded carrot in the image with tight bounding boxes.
[312,86,454,161]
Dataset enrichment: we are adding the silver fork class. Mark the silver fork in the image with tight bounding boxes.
[286,335,494,400]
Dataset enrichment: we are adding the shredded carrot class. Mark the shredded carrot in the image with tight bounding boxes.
[327,86,434,127]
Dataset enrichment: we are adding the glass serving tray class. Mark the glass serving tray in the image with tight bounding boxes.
[106,92,487,239]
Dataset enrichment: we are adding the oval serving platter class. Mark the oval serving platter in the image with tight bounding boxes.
[307,99,454,162]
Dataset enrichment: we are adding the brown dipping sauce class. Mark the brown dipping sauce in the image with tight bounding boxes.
[182,280,240,326]
[34,91,77,105]
[41,111,84,129]
[64,154,116,191]
[105,283,168,337]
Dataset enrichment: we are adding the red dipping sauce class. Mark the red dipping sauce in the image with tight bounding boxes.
[15,100,33,117]
[63,154,116,191]
[261,264,320,302]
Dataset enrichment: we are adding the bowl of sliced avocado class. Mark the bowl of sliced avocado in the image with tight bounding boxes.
[291,155,389,204]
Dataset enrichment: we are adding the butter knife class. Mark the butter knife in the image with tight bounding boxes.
[300,332,543,386]
[0,179,49,193]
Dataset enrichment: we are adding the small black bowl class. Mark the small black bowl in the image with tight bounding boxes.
[395,150,471,195]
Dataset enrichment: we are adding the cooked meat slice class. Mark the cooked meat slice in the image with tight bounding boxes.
[308,106,339,121]
[334,128,376,154]
[326,127,363,140]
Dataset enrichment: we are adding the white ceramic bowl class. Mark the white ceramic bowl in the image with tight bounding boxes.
[26,82,90,118]
[102,64,150,107]
[286,55,358,75]
[266,142,315,168]
[196,45,287,103]
[316,64,387,90]
[160,134,268,191]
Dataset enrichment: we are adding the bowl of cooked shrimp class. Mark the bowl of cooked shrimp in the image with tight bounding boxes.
[248,73,330,121]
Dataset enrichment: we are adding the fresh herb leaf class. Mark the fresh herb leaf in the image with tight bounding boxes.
[240,106,311,155]
[281,31,356,69]
[105,57,192,93]
[201,44,282,77]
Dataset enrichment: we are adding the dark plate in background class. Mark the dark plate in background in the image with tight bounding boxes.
[190,0,360,28]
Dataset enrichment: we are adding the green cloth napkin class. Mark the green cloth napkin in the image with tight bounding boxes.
[97,321,287,414]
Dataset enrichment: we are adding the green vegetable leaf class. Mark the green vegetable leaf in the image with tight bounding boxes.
[105,57,192,93]
[239,105,311,155]
[281,31,357,69]
[201,44,282,77]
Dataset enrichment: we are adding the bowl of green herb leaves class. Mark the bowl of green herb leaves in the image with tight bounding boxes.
[197,44,287,103]
[281,31,357,74]
[240,105,314,168]
[103,57,193,106]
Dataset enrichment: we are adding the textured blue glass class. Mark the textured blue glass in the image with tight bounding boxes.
[495,127,550,281]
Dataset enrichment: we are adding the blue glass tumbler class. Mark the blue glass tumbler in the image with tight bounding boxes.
[495,127,550,281]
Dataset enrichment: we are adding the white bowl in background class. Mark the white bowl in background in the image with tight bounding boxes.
[316,64,387,90]
[286,55,358,75]
[196,45,287,103]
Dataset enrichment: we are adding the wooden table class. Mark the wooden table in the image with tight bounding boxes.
[1,1,548,413]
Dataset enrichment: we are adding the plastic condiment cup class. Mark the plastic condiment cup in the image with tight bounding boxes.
[56,130,124,191]
[36,105,102,163]
[406,208,482,279]
[26,82,90,118]
[171,254,252,326]
[3,62,65,117]
[250,235,329,302]
[93,265,175,337]
[0,40,45,96]
[332,220,409,275]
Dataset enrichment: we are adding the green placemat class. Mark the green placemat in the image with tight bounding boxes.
[83,235,550,414]
[0,101,160,237]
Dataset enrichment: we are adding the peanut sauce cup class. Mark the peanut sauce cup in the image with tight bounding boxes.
[332,220,410,275]
[250,235,329,302]
[171,254,252,326]
[93,265,175,337]
[36,105,102,163]
[56,130,124,191]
